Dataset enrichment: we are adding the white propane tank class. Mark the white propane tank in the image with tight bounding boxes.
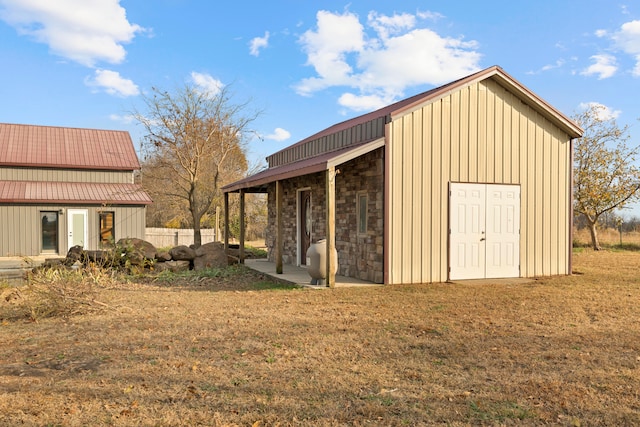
[307,239,338,285]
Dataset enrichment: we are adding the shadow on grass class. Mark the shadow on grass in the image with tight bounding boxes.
[573,243,640,252]
[133,264,300,292]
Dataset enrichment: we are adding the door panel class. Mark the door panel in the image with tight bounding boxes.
[449,184,486,280]
[485,185,520,278]
[67,209,88,250]
[449,183,520,280]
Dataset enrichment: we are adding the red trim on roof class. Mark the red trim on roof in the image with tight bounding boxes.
[0,181,152,205]
[0,123,141,170]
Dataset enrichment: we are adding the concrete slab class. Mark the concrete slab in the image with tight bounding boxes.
[244,258,380,288]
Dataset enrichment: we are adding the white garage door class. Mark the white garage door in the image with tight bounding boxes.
[449,183,520,280]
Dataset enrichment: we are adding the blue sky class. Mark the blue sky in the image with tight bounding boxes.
[1,1,640,207]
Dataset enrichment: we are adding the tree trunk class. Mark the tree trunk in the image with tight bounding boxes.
[194,225,202,249]
[587,220,601,251]
[191,208,202,249]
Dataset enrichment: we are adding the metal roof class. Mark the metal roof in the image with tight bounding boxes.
[0,123,141,170]
[0,181,152,205]
[223,138,385,193]
[225,66,583,193]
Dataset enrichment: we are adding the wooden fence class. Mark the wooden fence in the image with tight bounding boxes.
[145,228,218,248]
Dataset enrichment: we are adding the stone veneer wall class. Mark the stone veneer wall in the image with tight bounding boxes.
[266,147,384,283]
[335,148,384,283]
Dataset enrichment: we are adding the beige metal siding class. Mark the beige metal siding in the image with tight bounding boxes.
[387,77,572,283]
[0,167,134,183]
[0,205,146,256]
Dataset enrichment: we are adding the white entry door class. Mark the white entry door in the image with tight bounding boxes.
[449,183,520,280]
[67,209,88,250]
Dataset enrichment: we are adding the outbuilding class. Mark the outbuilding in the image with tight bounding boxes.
[0,123,152,257]
[223,66,583,285]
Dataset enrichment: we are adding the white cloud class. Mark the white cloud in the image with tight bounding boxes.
[367,11,415,40]
[294,9,481,112]
[526,59,566,75]
[0,0,144,67]
[190,71,224,96]
[296,10,365,95]
[249,31,270,56]
[85,69,139,97]
[612,20,640,76]
[416,10,444,21]
[338,92,392,112]
[264,127,291,141]
[578,102,621,120]
[109,113,135,124]
[580,54,618,79]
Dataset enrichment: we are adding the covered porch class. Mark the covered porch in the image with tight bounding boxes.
[223,139,384,288]
[245,258,378,288]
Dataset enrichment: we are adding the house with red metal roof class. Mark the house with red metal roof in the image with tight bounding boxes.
[223,66,583,286]
[0,123,152,257]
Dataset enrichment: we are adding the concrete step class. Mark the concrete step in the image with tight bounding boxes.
[0,268,27,280]
[0,257,64,283]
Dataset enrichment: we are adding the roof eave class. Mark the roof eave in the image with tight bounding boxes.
[224,138,385,193]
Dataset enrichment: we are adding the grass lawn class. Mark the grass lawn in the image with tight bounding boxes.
[1,249,640,426]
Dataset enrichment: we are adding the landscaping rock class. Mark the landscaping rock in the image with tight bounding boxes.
[156,251,172,262]
[193,242,228,270]
[118,238,157,264]
[169,245,196,261]
[154,260,190,273]
[65,245,84,265]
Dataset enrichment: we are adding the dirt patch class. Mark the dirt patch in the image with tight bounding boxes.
[1,253,640,425]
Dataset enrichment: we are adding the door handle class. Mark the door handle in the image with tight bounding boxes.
[480,238,485,241]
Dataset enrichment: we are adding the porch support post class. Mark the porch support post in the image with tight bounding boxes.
[275,180,283,274]
[224,192,230,252]
[239,189,245,263]
[326,166,336,288]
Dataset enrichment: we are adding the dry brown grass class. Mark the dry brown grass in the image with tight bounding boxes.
[2,253,640,426]
[573,226,640,249]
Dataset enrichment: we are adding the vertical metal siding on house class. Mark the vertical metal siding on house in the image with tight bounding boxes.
[0,168,133,184]
[387,78,571,284]
[0,205,146,257]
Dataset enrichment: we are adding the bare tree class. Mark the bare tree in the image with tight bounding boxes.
[136,84,257,247]
[573,104,640,250]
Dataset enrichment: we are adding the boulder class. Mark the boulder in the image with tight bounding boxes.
[155,251,172,262]
[169,245,196,261]
[64,245,84,265]
[117,238,157,263]
[154,260,190,273]
[193,242,228,270]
